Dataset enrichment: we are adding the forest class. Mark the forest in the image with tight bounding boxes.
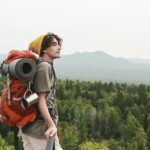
[0,78,150,150]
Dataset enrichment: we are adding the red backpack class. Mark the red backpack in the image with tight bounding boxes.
[0,50,38,126]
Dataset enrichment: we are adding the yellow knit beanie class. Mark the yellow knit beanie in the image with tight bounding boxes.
[28,34,45,55]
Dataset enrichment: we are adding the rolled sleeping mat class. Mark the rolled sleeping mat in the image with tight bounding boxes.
[0,61,8,76]
[0,58,37,81]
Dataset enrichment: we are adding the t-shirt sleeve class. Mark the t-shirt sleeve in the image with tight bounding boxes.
[33,65,51,93]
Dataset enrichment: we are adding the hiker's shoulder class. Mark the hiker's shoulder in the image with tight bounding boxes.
[37,60,52,72]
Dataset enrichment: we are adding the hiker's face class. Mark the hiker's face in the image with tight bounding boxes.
[46,38,61,59]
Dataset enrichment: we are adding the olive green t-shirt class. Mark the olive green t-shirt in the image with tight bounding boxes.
[33,61,56,108]
[22,61,57,138]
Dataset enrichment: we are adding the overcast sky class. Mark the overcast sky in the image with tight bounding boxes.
[0,0,150,59]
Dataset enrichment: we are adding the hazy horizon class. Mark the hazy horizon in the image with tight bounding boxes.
[1,50,150,60]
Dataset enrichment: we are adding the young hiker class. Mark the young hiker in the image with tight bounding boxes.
[20,32,63,150]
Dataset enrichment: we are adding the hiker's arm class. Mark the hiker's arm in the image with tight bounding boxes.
[38,93,57,139]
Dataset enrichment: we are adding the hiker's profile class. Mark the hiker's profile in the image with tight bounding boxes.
[0,32,63,150]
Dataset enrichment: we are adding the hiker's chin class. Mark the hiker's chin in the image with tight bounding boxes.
[54,54,60,59]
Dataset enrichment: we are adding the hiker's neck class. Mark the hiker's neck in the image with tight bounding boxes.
[40,54,54,63]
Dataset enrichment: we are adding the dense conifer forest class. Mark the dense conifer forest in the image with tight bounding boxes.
[1,78,150,150]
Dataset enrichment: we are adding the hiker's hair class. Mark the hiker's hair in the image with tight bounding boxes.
[40,32,62,56]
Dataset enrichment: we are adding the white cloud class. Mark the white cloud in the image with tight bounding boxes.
[0,0,150,58]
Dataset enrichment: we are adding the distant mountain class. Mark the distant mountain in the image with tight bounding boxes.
[0,54,6,62]
[54,51,150,83]
[1,52,150,83]
[128,58,150,65]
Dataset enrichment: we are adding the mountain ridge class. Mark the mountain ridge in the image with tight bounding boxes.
[54,51,150,83]
[1,51,150,83]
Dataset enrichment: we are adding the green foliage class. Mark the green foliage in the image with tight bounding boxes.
[107,139,125,150]
[0,77,6,96]
[56,80,150,149]
[0,124,10,137]
[0,134,14,150]
[99,106,121,139]
[79,141,109,150]
[4,131,14,145]
[58,123,79,150]
[1,79,150,149]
